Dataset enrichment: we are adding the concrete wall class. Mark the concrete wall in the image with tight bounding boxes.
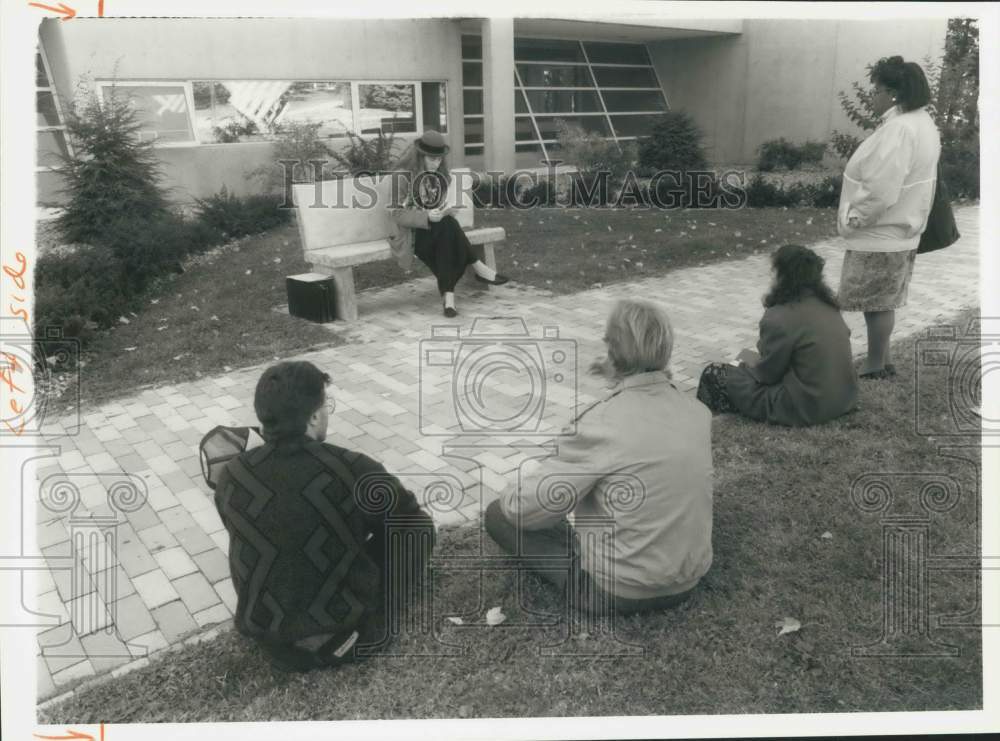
[41,18,466,202]
[649,18,948,164]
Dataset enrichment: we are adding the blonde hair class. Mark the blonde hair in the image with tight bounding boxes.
[605,299,674,377]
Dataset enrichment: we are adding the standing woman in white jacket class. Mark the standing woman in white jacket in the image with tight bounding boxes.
[837,56,941,379]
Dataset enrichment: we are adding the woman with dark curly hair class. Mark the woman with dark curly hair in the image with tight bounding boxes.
[837,56,941,379]
[696,244,859,427]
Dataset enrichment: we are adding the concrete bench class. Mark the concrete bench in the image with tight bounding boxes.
[293,168,505,321]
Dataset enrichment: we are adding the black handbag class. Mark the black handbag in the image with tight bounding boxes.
[917,166,960,254]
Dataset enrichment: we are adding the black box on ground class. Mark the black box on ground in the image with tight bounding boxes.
[286,273,337,323]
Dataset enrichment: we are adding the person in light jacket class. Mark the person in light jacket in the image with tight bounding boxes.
[388,130,509,318]
[837,56,941,379]
[485,299,713,615]
[696,244,859,427]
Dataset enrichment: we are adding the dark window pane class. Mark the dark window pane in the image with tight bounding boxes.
[359,83,415,134]
[422,82,447,133]
[583,42,650,65]
[464,89,483,115]
[523,90,601,114]
[37,130,69,168]
[535,115,610,140]
[514,117,540,142]
[515,89,527,113]
[515,143,544,153]
[514,38,585,63]
[610,114,665,137]
[463,62,482,87]
[464,117,483,144]
[36,52,49,87]
[592,67,658,88]
[601,90,667,112]
[36,91,60,126]
[516,64,593,88]
[462,35,482,60]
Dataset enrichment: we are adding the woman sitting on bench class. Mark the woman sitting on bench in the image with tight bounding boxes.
[389,130,510,317]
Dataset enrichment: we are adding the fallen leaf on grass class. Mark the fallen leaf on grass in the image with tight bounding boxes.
[486,606,506,626]
[124,346,138,352]
[445,616,464,625]
[245,269,252,275]
[654,228,662,233]
[775,617,802,636]
[118,316,130,325]
[821,531,833,539]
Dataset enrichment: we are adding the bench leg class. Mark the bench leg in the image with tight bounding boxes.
[310,265,358,321]
[466,241,500,289]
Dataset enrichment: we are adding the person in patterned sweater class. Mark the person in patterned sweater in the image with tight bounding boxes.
[214,361,435,671]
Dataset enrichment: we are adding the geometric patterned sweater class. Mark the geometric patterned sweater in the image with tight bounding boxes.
[213,434,432,669]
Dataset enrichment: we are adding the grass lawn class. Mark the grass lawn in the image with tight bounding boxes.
[41,308,981,722]
[55,206,837,413]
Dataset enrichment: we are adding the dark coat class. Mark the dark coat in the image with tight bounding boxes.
[725,295,859,427]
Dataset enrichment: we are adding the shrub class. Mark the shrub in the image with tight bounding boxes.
[744,175,794,208]
[555,121,635,182]
[54,81,172,247]
[329,129,399,175]
[34,245,132,342]
[637,111,708,174]
[194,187,291,240]
[940,140,979,199]
[251,121,335,194]
[803,174,844,208]
[827,131,862,160]
[758,138,827,171]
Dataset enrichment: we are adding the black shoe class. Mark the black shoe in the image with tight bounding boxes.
[443,305,458,318]
[475,273,510,286]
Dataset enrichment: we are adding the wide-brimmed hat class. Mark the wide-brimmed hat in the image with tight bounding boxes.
[414,130,450,156]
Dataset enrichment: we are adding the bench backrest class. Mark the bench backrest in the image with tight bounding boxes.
[294,168,477,254]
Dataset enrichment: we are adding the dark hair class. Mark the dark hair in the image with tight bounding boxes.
[254,361,330,440]
[870,56,932,112]
[763,244,840,310]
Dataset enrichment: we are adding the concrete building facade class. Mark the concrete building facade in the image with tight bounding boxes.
[36,16,947,206]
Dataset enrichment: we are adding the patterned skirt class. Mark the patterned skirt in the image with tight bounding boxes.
[838,249,917,312]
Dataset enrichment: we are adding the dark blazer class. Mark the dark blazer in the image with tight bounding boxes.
[725,295,859,427]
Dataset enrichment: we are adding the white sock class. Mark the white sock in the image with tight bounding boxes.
[472,260,497,281]
[443,292,456,309]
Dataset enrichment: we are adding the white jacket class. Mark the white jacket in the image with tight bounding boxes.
[837,106,941,252]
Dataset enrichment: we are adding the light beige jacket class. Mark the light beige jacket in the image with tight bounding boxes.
[837,106,941,252]
[502,371,714,599]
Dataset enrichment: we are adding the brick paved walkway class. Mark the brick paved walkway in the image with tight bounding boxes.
[33,206,979,701]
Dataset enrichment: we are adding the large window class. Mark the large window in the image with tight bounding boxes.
[462,35,669,162]
[36,46,71,207]
[95,80,447,145]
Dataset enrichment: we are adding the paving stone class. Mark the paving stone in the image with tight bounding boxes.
[39,623,86,674]
[37,519,69,549]
[174,526,217,556]
[95,565,136,604]
[172,571,221,614]
[151,599,198,645]
[115,533,157,578]
[111,593,156,642]
[176,487,213,513]
[147,486,181,512]
[52,657,96,687]
[128,629,169,657]
[160,469,196,494]
[193,548,231,584]
[193,603,232,628]
[192,507,224,534]
[137,523,178,553]
[124,502,160,532]
[132,570,180,609]
[154,547,199,579]
[66,591,113,636]
[210,529,229,553]
[80,629,133,674]
[177,456,205,479]
[214,577,238,613]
